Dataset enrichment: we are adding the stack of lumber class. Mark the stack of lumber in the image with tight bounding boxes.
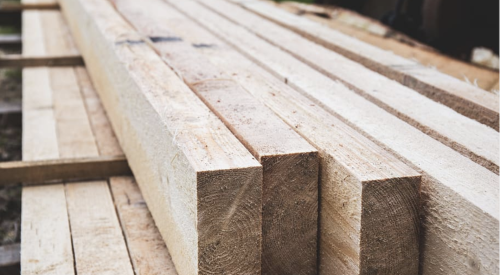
[14,0,498,274]
[18,7,179,274]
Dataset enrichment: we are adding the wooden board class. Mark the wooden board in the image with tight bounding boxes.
[22,65,74,275]
[0,243,20,267]
[0,156,131,185]
[113,0,318,273]
[228,0,500,130]
[199,0,499,175]
[75,67,123,156]
[166,1,499,274]
[139,1,421,274]
[0,55,83,67]
[21,184,75,275]
[278,1,500,93]
[65,181,134,275]
[0,2,58,10]
[22,10,80,58]
[110,177,179,275]
[58,0,263,274]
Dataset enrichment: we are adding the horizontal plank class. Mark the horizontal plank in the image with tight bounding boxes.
[0,55,83,67]
[0,243,20,267]
[0,1,59,10]
[0,155,131,185]
[0,34,21,45]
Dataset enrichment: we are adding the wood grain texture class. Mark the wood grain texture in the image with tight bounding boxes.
[21,185,74,275]
[75,67,123,157]
[112,0,318,273]
[22,10,79,58]
[110,177,178,275]
[230,0,499,130]
[201,0,499,175]
[0,156,131,185]
[167,1,499,274]
[141,2,421,274]
[58,0,263,273]
[21,66,73,275]
[278,2,500,93]
[65,181,134,275]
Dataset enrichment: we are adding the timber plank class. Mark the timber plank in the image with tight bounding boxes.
[65,181,134,275]
[229,0,499,130]
[200,0,499,175]
[0,156,131,185]
[58,0,263,274]
[277,2,500,93]
[166,1,499,274]
[0,55,83,68]
[138,2,421,274]
[0,243,20,267]
[110,177,178,275]
[21,185,74,275]
[22,10,80,60]
[113,0,318,273]
[22,66,73,275]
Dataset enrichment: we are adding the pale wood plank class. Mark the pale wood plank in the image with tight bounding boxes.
[21,0,57,8]
[152,4,421,274]
[230,0,499,130]
[166,1,499,274]
[114,0,318,273]
[75,67,123,157]
[58,0,263,274]
[65,181,134,275]
[110,177,178,275]
[50,66,133,274]
[21,185,74,275]
[22,10,80,58]
[200,0,499,174]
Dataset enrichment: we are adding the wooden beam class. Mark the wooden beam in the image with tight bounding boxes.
[200,0,499,175]
[0,1,59,11]
[59,0,263,274]
[114,0,318,273]
[0,243,20,267]
[229,0,500,130]
[110,177,179,275]
[136,1,421,274]
[0,34,21,45]
[0,55,83,67]
[0,156,131,185]
[167,1,499,274]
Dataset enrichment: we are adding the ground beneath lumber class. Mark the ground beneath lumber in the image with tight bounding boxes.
[0,47,22,273]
